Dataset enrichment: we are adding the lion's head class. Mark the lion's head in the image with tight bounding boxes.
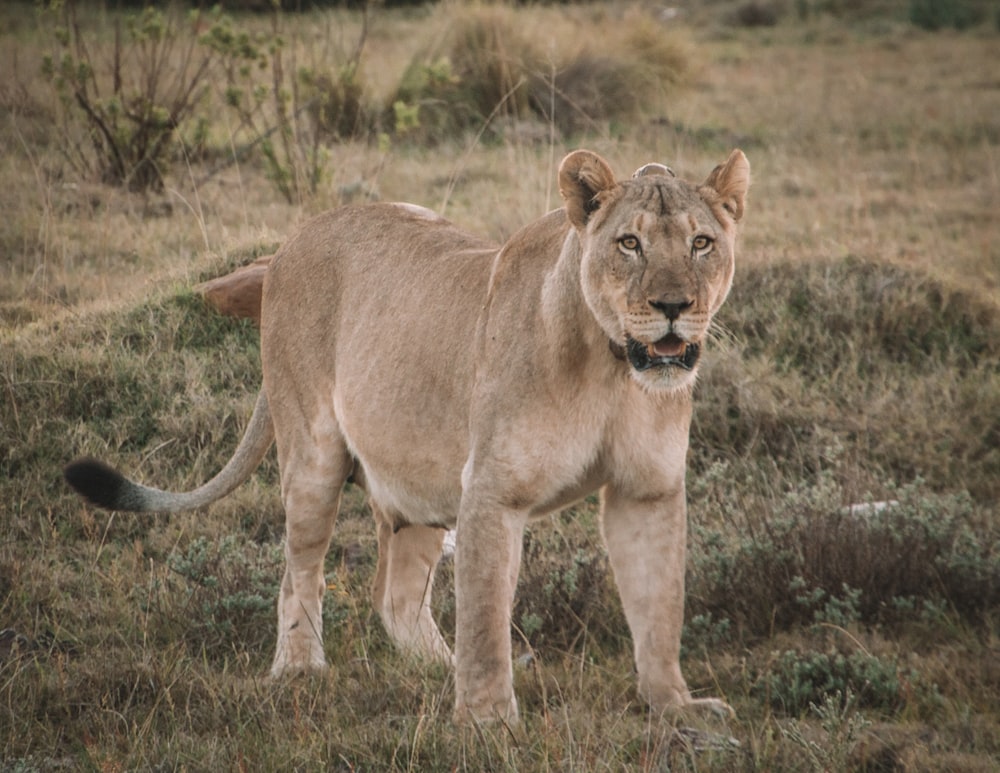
[559,149,749,391]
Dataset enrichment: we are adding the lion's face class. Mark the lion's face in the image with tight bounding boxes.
[580,177,736,390]
[560,150,749,392]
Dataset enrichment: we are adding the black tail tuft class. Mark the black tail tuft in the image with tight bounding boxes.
[64,457,133,511]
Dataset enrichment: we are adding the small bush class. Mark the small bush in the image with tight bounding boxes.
[756,650,920,716]
[533,23,688,138]
[694,256,1000,500]
[732,2,783,27]
[514,516,625,653]
[682,612,733,657]
[391,4,691,142]
[909,0,987,29]
[391,6,539,143]
[779,690,873,772]
[204,12,333,203]
[301,64,367,142]
[688,475,999,637]
[392,56,482,142]
[154,535,283,657]
[445,6,536,125]
[40,3,223,191]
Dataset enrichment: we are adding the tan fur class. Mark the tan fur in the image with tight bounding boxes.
[68,152,749,725]
[260,150,748,723]
[196,255,271,325]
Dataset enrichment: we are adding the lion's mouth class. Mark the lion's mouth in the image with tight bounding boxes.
[625,333,700,372]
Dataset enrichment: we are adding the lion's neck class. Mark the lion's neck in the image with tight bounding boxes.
[540,230,608,352]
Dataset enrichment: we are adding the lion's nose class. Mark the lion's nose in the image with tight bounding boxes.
[649,298,693,321]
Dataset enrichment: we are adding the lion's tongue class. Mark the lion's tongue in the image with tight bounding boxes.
[650,335,686,358]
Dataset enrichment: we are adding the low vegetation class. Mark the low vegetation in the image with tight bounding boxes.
[1,1,998,770]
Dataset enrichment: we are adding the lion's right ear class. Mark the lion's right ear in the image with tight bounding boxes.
[559,150,618,229]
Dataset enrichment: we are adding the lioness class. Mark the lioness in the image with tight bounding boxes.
[65,149,749,724]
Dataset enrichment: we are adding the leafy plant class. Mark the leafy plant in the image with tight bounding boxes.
[204,5,370,202]
[301,63,366,142]
[779,689,873,771]
[40,2,221,191]
[758,650,915,717]
[392,57,475,141]
[688,474,1000,637]
[161,535,282,655]
[391,3,692,143]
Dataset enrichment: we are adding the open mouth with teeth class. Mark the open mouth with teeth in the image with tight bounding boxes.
[625,333,700,372]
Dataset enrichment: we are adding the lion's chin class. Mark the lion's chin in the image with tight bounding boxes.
[625,334,701,372]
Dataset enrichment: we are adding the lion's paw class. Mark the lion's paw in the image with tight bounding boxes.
[453,694,520,727]
[682,696,736,720]
[269,636,328,679]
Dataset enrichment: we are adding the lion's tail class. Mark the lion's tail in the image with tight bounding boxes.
[64,390,274,513]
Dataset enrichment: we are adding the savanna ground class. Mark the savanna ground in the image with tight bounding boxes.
[1,0,999,770]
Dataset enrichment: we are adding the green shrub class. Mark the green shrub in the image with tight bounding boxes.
[392,56,482,141]
[909,0,987,29]
[157,535,283,657]
[688,475,999,637]
[40,2,225,191]
[391,7,539,143]
[514,516,625,653]
[301,64,367,142]
[204,11,337,203]
[391,4,691,143]
[779,689,873,772]
[757,650,916,716]
[682,612,733,657]
[694,256,1000,500]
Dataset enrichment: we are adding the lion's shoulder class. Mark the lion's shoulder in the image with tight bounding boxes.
[489,209,570,280]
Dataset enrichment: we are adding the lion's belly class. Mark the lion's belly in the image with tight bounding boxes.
[332,368,471,528]
[343,425,468,528]
[361,465,463,528]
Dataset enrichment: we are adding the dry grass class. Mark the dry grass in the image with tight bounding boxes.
[2,2,999,770]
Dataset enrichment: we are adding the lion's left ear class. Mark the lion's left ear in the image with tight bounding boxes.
[702,149,750,222]
[559,150,618,229]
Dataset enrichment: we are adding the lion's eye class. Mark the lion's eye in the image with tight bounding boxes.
[691,235,714,253]
[619,235,641,253]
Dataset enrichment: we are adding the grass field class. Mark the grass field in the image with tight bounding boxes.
[2,1,999,770]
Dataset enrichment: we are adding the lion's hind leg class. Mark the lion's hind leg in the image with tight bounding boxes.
[372,505,453,665]
[270,427,353,678]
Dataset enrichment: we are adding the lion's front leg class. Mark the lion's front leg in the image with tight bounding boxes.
[452,500,527,725]
[602,484,732,717]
